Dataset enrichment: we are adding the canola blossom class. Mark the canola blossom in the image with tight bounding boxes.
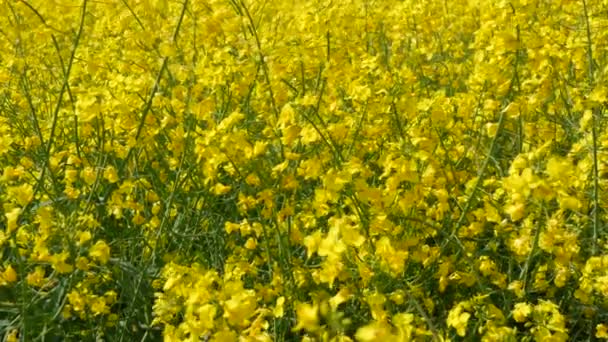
[1,0,608,340]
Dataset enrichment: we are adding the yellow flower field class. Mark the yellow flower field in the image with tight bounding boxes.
[1,0,608,340]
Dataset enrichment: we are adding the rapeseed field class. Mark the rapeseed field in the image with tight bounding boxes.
[1,0,607,340]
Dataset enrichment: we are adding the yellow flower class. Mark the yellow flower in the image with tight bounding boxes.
[222,289,257,328]
[245,173,261,186]
[5,329,18,342]
[159,41,176,58]
[558,194,582,211]
[316,254,344,287]
[212,183,232,195]
[447,303,471,337]
[512,302,532,323]
[104,165,119,183]
[329,288,352,310]
[318,226,346,257]
[340,223,365,248]
[89,295,110,316]
[8,184,34,206]
[77,230,92,246]
[244,237,257,250]
[5,207,21,234]
[50,252,73,274]
[89,240,111,264]
[545,157,572,182]
[26,267,46,287]
[508,280,525,299]
[67,291,86,313]
[355,321,391,342]
[580,110,593,131]
[589,85,608,104]
[2,265,17,283]
[485,122,499,138]
[104,291,118,304]
[375,236,408,274]
[533,300,568,337]
[213,329,238,342]
[273,296,285,318]
[303,231,323,258]
[252,141,267,157]
[82,166,97,186]
[505,201,525,222]
[393,313,415,340]
[596,324,608,339]
[224,222,240,234]
[293,302,319,332]
[76,257,91,271]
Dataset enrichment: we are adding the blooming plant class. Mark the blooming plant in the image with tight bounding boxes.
[1,0,608,340]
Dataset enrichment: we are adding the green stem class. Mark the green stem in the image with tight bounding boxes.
[582,0,600,256]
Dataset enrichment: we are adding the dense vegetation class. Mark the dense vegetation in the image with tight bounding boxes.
[1,0,607,340]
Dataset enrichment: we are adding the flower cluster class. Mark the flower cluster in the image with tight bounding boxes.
[1,0,608,340]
